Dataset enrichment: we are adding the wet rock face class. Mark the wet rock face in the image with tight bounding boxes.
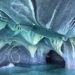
[36,0,60,25]
[35,0,75,36]
[0,44,9,67]
[0,44,31,67]
[46,50,65,66]
[34,50,46,64]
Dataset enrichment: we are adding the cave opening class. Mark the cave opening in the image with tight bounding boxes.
[46,50,65,67]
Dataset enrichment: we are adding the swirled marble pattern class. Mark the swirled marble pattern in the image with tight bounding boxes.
[0,0,75,68]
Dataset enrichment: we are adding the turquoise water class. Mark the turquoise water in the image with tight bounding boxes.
[0,65,74,75]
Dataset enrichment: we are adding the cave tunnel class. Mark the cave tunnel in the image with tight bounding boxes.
[46,50,65,67]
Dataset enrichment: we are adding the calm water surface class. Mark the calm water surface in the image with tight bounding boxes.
[0,64,75,75]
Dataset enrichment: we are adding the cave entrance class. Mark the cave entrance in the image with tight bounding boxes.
[46,50,65,67]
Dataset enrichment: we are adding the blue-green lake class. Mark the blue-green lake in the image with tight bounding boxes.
[0,64,74,75]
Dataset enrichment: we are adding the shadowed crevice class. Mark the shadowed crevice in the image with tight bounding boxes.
[46,50,65,67]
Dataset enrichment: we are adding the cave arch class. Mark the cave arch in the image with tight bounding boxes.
[46,50,65,67]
